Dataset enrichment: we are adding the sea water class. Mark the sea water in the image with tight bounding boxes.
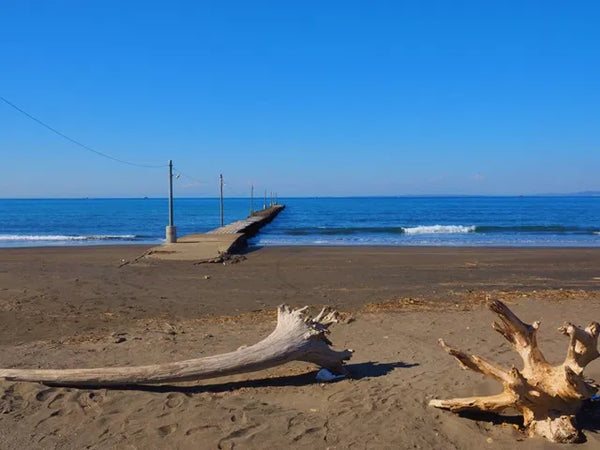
[0,198,248,247]
[0,197,599,248]
[254,196,600,247]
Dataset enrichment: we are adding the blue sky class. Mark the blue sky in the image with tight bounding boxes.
[1,1,599,197]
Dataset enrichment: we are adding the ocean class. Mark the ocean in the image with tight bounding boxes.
[0,197,599,248]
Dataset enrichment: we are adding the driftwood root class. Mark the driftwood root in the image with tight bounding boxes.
[429,300,599,443]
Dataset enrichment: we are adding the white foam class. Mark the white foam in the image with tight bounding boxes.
[402,225,476,234]
[0,234,137,241]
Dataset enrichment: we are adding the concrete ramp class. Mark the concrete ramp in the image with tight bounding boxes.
[144,205,284,262]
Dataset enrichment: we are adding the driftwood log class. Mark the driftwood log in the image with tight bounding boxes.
[0,305,352,386]
[430,300,599,443]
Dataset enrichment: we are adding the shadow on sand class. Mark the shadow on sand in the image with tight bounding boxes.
[239,244,264,255]
[578,400,600,439]
[48,360,417,394]
[450,400,600,443]
[456,410,523,427]
[347,361,419,379]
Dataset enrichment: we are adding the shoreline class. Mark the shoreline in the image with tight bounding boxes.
[2,242,600,250]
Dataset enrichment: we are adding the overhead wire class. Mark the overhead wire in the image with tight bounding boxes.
[0,95,167,169]
[172,166,205,185]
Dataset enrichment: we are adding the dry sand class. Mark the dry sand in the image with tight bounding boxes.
[1,245,600,448]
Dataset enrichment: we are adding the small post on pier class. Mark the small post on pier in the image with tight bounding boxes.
[165,160,177,243]
[250,184,254,216]
[264,189,267,210]
[219,174,224,227]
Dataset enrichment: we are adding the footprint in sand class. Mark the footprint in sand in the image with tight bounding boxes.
[47,392,66,409]
[0,385,22,414]
[157,423,178,437]
[35,388,57,402]
[185,424,219,436]
[165,392,186,409]
[32,388,64,410]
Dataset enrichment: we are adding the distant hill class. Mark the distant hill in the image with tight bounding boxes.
[537,191,600,197]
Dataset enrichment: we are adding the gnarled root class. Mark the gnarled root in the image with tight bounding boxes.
[429,300,599,443]
[0,305,353,387]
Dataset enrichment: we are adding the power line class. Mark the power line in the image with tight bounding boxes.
[0,95,166,169]
[173,166,204,185]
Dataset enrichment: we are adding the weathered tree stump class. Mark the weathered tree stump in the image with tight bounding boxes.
[430,300,599,443]
[0,305,353,386]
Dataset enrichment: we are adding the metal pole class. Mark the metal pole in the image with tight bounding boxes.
[219,174,224,227]
[165,160,177,243]
[250,185,254,216]
[264,189,267,210]
[169,160,174,226]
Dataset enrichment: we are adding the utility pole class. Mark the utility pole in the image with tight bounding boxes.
[250,184,254,216]
[219,174,224,227]
[165,160,177,243]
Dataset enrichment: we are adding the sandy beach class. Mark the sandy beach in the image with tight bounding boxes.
[1,245,600,448]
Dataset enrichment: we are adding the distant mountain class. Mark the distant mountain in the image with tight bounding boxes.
[536,191,600,197]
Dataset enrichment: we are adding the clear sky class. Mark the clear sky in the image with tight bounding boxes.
[1,1,599,197]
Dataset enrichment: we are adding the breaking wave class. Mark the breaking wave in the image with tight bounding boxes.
[0,234,141,242]
[402,225,476,234]
[285,225,476,235]
[284,225,600,236]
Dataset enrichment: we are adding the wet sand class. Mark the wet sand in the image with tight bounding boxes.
[0,245,600,448]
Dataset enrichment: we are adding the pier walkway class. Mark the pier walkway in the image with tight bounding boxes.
[145,205,285,262]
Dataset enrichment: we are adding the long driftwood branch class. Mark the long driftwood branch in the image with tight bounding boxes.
[0,305,353,387]
[430,300,599,444]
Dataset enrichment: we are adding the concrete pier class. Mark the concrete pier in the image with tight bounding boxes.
[145,205,285,262]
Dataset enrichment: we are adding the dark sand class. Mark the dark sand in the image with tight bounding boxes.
[1,245,600,448]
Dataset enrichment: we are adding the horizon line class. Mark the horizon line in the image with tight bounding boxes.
[2,192,599,200]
